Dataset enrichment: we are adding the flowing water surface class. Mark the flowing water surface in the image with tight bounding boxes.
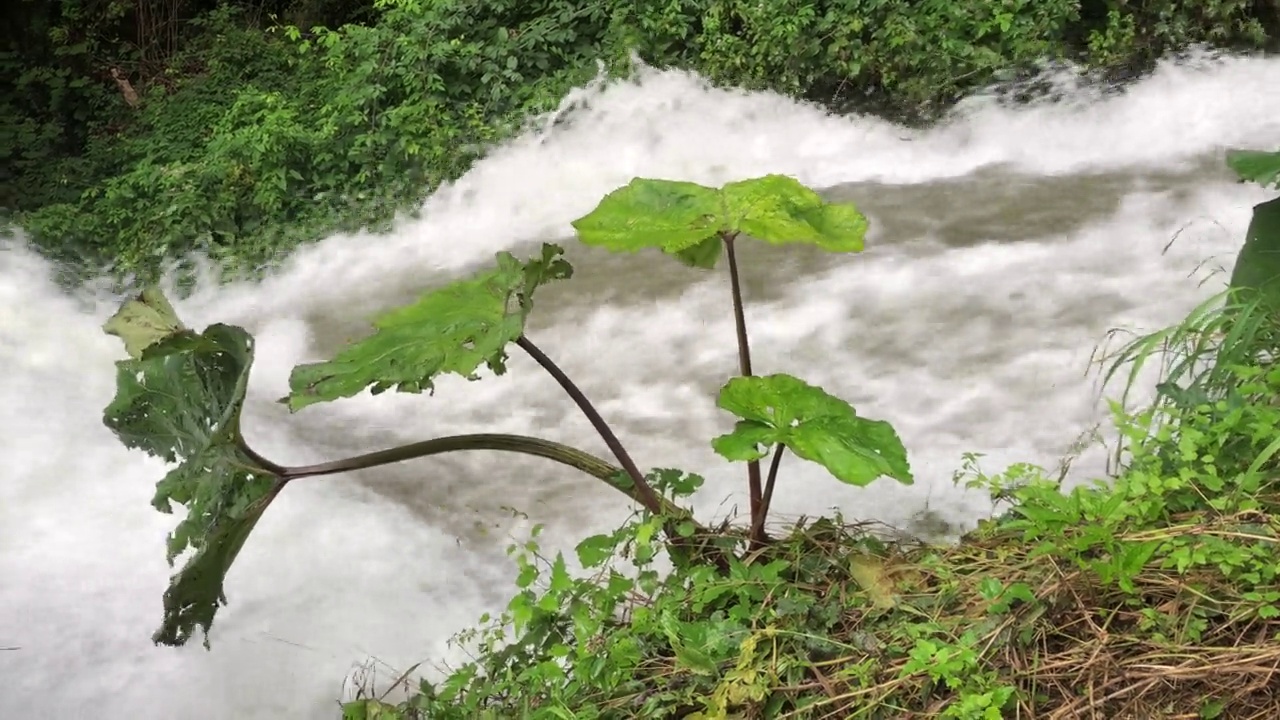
[3,55,1280,719]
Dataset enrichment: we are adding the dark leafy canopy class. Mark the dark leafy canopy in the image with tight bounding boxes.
[102,288,284,648]
[285,243,572,411]
[570,174,869,269]
[712,374,913,487]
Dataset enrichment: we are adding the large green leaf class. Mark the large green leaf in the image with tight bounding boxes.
[103,289,283,648]
[285,243,572,411]
[720,174,868,253]
[711,374,913,487]
[571,175,867,268]
[1227,149,1280,189]
[1227,197,1280,309]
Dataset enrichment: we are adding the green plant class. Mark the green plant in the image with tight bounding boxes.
[95,139,1280,720]
[99,174,913,648]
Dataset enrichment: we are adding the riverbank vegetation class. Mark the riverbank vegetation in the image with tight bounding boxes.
[19,0,1280,716]
[5,0,1279,280]
[97,152,1280,718]
[341,156,1280,719]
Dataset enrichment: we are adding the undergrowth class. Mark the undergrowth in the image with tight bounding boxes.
[347,371,1280,719]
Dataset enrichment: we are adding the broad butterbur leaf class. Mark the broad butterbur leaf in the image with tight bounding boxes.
[102,289,284,648]
[712,374,913,487]
[1227,149,1280,189]
[1228,197,1280,310]
[572,175,867,268]
[285,243,572,411]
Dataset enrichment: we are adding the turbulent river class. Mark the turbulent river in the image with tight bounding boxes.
[3,54,1279,718]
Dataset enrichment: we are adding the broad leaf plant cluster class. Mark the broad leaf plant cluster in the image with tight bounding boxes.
[100,150,1280,718]
[102,174,914,648]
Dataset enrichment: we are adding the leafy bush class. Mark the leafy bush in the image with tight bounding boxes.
[7,0,1278,278]
[610,0,1083,117]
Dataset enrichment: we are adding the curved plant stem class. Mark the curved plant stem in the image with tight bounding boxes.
[754,444,788,540]
[274,432,692,520]
[724,234,754,378]
[237,438,286,475]
[515,334,667,517]
[724,232,764,539]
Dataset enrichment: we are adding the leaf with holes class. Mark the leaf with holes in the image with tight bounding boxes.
[102,288,284,648]
[571,175,867,268]
[284,243,572,411]
[712,374,913,487]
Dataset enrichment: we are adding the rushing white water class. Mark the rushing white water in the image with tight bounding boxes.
[2,53,1279,719]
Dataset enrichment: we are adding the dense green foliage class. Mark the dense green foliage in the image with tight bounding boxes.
[6,0,1278,279]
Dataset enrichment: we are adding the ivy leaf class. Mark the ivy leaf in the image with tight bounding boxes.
[102,289,284,648]
[1227,149,1280,189]
[572,175,868,268]
[285,243,572,411]
[711,374,913,487]
[575,533,618,569]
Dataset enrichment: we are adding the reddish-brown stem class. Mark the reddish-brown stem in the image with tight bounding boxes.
[515,334,667,517]
[754,444,788,540]
[724,233,764,541]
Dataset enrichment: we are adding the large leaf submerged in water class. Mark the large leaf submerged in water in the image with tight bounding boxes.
[103,288,284,648]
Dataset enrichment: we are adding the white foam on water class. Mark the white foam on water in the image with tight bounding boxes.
[2,53,1278,719]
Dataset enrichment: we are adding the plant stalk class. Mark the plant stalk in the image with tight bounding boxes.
[515,334,667,517]
[723,233,765,538]
[265,433,692,521]
[755,444,788,540]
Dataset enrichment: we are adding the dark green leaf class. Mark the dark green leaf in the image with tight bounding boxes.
[1228,198,1280,310]
[572,175,868,268]
[646,467,705,497]
[711,374,913,487]
[1227,149,1280,189]
[659,611,720,676]
[284,243,572,411]
[102,289,283,648]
